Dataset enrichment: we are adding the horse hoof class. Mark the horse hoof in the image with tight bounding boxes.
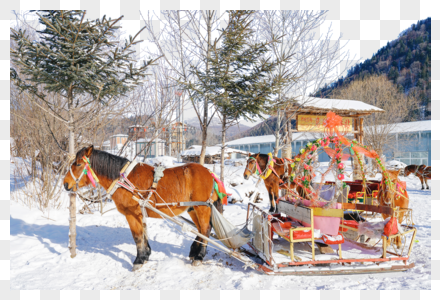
[192,260,202,267]
[132,264,143,272]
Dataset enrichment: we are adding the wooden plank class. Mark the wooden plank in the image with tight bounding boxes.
[342,203,394,215]
[278,201,311,224]
[313,208,343,218]
[315,242,335,254]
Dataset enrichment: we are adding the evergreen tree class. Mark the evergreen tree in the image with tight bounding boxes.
[188,10,291,181]
[10,10,159,258]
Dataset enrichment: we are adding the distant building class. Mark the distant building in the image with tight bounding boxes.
[128,125,147,141]
[136,138,166,158]
[225,120,430,166]
[101,140,111,151]
[110,134,128,150]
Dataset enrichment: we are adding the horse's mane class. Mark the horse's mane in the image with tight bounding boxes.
[255,153,268,159]
[77,147,129,180]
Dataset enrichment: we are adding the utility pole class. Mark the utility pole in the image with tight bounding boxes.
[155,73,158,158]
[176,91,180,158]
[182,91,185,152]
[168,124,172,156]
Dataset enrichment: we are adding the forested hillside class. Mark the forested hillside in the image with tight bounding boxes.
[316,18,431,119]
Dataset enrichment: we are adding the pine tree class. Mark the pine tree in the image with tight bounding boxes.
[10,10,159,258]
[188,11,291,181]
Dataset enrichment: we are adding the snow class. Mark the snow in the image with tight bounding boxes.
[10,160,431,290]
[294,97,384,113]
[110,134,129,138]
[387,160,407,170]
[180,145,249,156]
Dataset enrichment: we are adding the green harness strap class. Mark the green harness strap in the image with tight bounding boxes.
[213,179,227,200]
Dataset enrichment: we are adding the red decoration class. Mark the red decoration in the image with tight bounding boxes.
[323,111,342,136]
[383,217,398,237]
[352,145,379,159]
[338,173,344,180]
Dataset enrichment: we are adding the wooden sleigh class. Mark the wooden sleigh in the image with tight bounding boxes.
[243,200,417,276]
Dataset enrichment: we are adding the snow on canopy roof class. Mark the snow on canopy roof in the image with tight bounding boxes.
[181,145,250,156]
[225,120,430,146]
[291,97,384,114]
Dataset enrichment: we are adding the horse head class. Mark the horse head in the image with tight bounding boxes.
[244,153,260,180]
[63,145,95,191]
[403,166,412,177]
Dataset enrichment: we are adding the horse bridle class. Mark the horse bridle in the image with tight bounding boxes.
[69,155,92,187]
[245,157,257,174]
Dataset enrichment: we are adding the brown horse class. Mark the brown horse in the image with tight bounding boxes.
[403,164,431,190]
[63,146,222,270]
[378,169,409,249]
[243,153,297,213]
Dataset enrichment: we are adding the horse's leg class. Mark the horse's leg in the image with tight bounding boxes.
[125,212,151,271]
[419,176,425,190]
[187,207,203,261]
[187,205,212,266]
[425,177,429,189]
[265,182,277,213]
[273,185,280,214]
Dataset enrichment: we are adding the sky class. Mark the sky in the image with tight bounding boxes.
[11,8,431,129]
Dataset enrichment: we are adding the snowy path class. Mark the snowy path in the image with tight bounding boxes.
[10,162,431,290]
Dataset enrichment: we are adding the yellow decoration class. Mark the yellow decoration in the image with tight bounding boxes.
[259,152,274,180]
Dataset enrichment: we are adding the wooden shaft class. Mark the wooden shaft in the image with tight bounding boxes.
[142,201,257,269]
[106,161,130,194]
[407,228,417,257]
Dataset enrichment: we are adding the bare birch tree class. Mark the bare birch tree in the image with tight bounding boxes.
[331,75,418,158]
[255,10,353,157]
[142,10,228,165]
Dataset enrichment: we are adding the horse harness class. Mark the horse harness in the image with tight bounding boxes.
[70,158,215,220]
[413,165,428,178]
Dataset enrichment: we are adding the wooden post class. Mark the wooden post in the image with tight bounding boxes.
[353,118,363,180]
[359,117,364,145]
[311,208,315,261]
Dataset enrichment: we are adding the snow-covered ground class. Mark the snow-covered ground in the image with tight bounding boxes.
[10,159,431,290]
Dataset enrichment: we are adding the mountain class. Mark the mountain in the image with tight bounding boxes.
[315,17,431,119]
[185,116,251,138]
[229,117,296,141]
